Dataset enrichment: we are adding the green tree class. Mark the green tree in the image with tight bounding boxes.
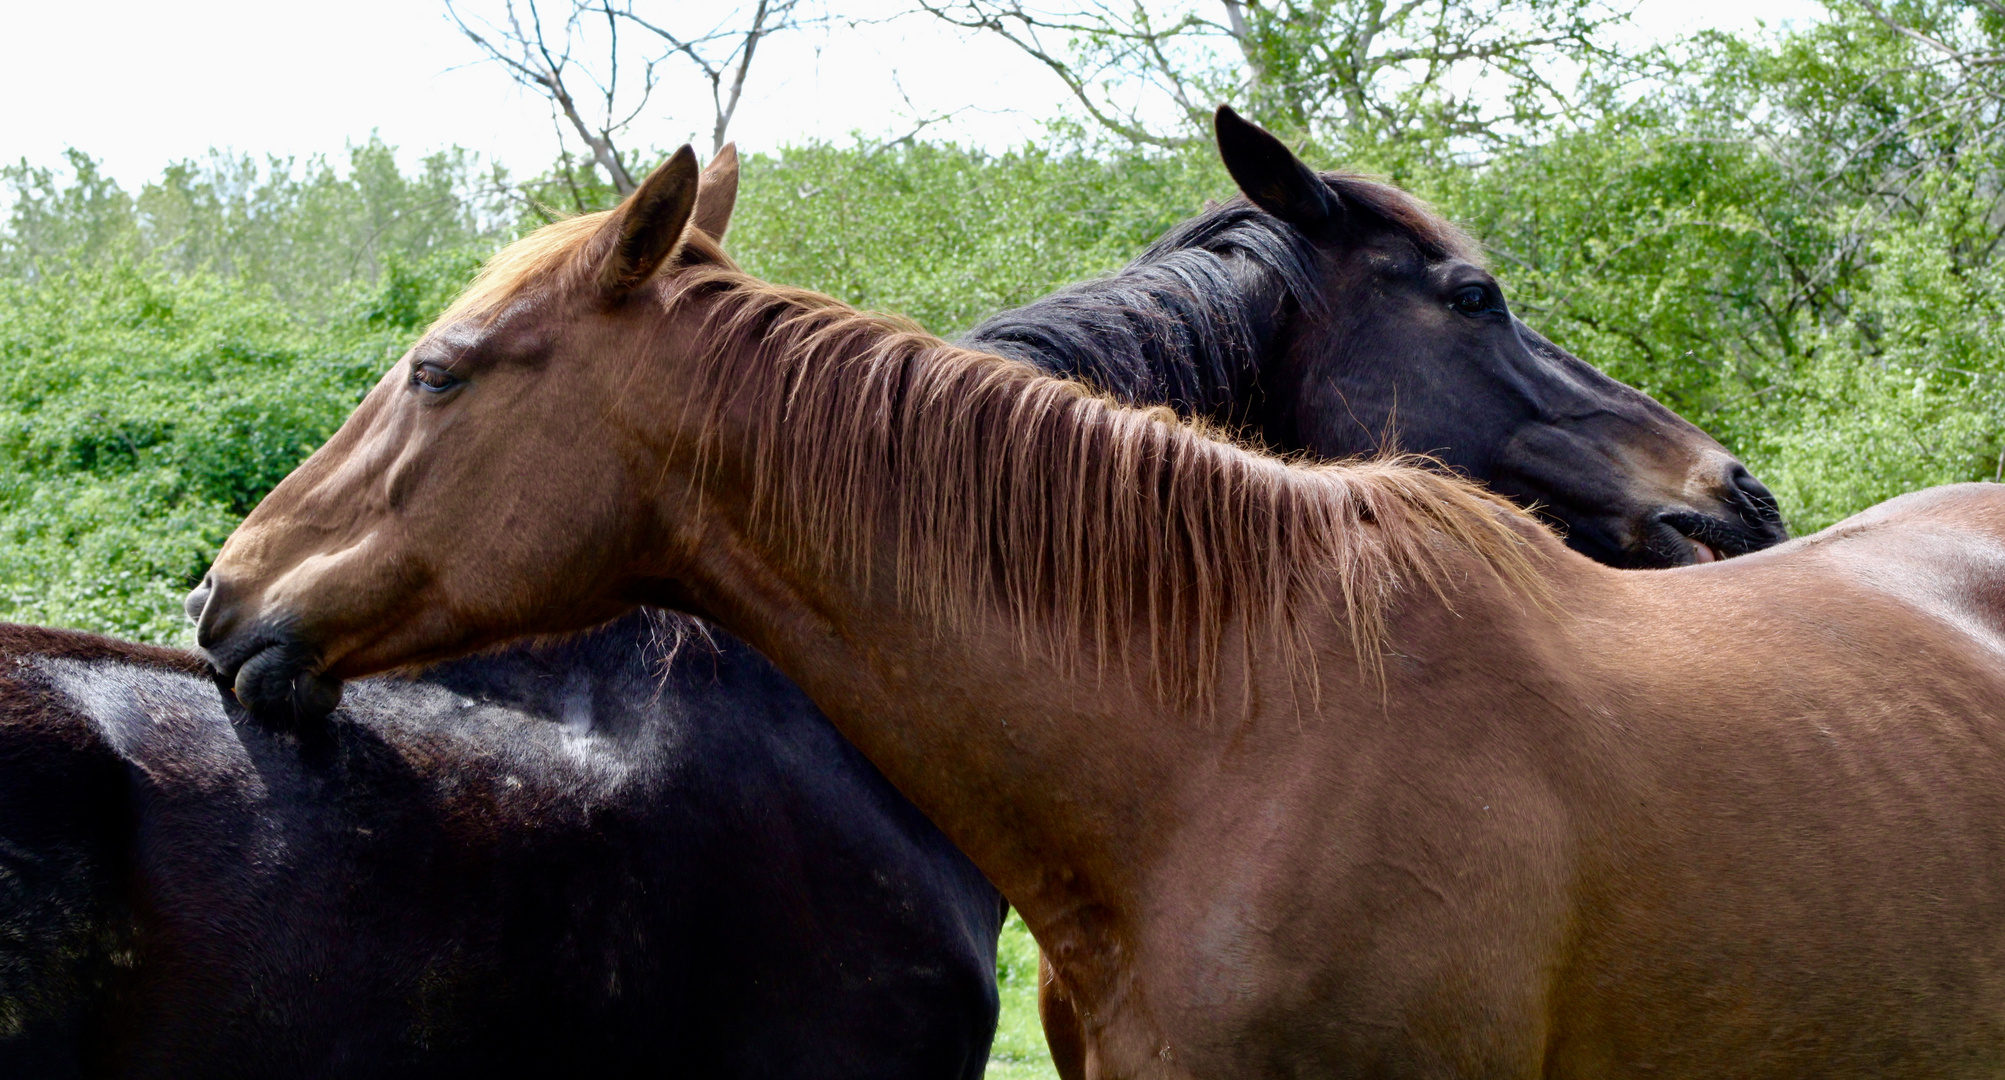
[912,0,1640,163]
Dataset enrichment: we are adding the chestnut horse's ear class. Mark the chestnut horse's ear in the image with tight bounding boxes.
[598,144,701,295]
[692,143,739,241]
[1214,105,1343,241]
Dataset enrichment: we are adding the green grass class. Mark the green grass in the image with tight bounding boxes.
[987,912,1060,1080]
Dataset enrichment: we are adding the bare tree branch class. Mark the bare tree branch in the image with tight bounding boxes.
[910,0,1640,153]
[447,1,826,195]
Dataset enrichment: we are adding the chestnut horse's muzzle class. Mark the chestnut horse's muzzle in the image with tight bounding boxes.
[186,576,345,730]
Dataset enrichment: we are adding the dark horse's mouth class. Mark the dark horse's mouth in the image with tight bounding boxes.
[1551,500,1787,570]
[1651,503,1787,567]
[1531,501,1786,569]
[1659,465,1789,566]
[1541,462,1789,569]
[1496,458,1789,569]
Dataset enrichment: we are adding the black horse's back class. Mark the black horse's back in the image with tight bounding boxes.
[413,618,1004,1077]
[0,618,1000,1079]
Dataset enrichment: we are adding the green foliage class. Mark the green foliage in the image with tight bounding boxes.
[987,913,1059,1080]
[1400,1,2005,531]
[916,0,1643,165]
[3,138,511,322]
[731,140,1225,335]
[0,144,504,640]
[512,137,1228,336]
[0,257,455,640]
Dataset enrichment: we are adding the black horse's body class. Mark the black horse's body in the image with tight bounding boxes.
[2,120,1786,1076]
[0,619,1001,1078]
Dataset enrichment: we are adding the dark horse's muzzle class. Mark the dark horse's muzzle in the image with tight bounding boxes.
[1558,462,1787,568]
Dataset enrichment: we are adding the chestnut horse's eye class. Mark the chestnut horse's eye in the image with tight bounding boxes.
[412,362,461,394]
[1451,285,1496,316]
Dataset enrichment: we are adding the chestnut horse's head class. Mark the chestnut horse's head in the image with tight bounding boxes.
[187,145,742,725]
[1208,107,1785,567]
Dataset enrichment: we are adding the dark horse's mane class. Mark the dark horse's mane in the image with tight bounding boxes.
[961,174,1474,416]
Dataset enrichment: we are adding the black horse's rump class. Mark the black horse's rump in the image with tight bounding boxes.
[0,618,1000,1079]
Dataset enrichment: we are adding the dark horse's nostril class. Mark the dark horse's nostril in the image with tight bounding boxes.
[1728,464,1783,527]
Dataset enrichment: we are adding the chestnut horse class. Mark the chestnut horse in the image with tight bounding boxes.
[1,117,1783,1076]
[193,133,2005,1077]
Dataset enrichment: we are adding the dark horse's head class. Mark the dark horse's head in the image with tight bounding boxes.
[967,107,1786,567]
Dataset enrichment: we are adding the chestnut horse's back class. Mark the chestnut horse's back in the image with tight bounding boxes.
[1535,490,2005,1075]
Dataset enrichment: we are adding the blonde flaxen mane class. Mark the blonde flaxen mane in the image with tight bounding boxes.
[452,219,1543,705]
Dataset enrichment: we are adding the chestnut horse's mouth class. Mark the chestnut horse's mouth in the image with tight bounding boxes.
[227,639,344,728]
[189,588,345,730]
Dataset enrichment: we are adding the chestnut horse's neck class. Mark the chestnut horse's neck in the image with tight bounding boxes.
[633,266,1542,922]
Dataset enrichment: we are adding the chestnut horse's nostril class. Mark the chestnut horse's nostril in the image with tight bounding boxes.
[188,574,238,652]
[185,574,214,626]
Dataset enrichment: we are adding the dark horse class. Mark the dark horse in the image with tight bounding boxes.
[3,113,1780,1076]
[972,110,1783,564]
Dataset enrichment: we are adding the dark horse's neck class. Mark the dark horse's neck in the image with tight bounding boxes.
[960,204,1313,428]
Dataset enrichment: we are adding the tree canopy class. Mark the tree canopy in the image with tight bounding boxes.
[6,0,2005,642]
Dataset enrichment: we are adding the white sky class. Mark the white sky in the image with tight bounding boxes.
[4,0,1829,191]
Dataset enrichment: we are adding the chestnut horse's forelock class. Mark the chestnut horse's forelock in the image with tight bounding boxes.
[430,212,611,332]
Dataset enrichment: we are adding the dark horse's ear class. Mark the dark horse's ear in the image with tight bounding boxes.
[597,144,701,296]
[1215,105,1342,241]
[692,143,739,241]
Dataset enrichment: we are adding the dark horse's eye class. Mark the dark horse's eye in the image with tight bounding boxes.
[412,362,461,394]
[1451,285,1495,316]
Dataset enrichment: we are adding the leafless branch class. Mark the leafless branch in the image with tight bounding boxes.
[909,0,1640,151]
[446,0,827,194]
